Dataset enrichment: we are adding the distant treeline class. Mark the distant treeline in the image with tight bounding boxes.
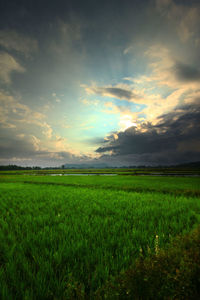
[0,165,42,171]
[0,161,200,171]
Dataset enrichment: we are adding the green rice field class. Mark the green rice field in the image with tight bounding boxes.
[0,173,200,299]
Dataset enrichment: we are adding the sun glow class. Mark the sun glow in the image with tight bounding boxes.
[119,115,137,131]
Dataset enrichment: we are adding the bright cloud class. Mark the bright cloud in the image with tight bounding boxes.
[0,52,25,84]
[0,30,38,56]
[119,115,137,131]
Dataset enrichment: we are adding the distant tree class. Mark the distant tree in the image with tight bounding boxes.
[0,165,33,170]
[33,166,41,170]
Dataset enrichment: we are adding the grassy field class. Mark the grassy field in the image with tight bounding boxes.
[0,173,200,299]
[1,166,200,176]
[1,173,200,196]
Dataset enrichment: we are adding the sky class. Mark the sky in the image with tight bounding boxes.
[0,0,200,167]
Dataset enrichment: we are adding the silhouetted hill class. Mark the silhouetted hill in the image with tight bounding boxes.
[175,161,200,168]
[62,163,109,169]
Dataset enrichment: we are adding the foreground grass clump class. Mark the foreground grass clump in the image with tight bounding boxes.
[95,225,200,300]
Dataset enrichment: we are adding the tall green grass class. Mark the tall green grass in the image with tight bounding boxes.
[0,181,200,299]
[0,174,200,196]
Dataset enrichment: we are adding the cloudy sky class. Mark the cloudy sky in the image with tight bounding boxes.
[0,0,200,166]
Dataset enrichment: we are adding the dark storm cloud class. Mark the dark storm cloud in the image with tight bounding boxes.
[0,130,84,166]
[173,62,200,82]
[85,137,109,145]
[87,86,140,101]
[0,134,45,159]
[0,0,145,29]
[104,87,135,100]
[96,103,200,164]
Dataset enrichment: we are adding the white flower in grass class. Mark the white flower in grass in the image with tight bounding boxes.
[155,234,159,255]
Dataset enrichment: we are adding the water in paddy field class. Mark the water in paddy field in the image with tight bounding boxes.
[49,173,118,176]
[47,173,199,177]
[24,173,199,177]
